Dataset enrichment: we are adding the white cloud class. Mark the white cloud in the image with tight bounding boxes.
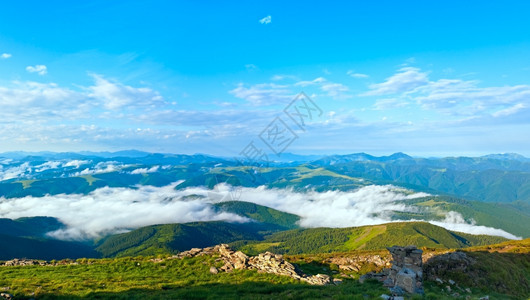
[321,82,350,98]
[88,74,164,110]
[363,67,530,120]
[130,165,159,174]
[492,103,526,117]
[364,67,429,96]
[0,159,96,181]
[373,98,410,110]
[0,183,248,240]
[0,162,31,181]
[71,161,130,176]
[26,65,48,75]
[0,81,87,121]
[0,183,519,240]
[245,64,258,71]
[230,83,292,106]
[271,74,298,81]
[259,15,271,24]
[295,77,351,99]
[347,70,369,78]
[430,211,520,240]
[295,77,326,87]
[1,53,12,59]
[64,160,91,168]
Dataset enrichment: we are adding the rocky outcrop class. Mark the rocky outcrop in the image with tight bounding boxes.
[323,253,391,272]
[1,258,77,267]
[2,259,48,266]
[171,244,332,285]
[360,245,424,295]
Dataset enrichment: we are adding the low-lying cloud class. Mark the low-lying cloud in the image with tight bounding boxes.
[0,183,520,240]
[0,183,248,240]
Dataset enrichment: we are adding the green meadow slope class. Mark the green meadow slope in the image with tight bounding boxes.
[236,222,508,255]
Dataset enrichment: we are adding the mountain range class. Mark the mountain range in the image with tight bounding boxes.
[0,151,529,261]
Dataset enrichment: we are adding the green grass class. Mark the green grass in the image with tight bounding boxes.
[18,179,36,189]
[343,225,387,250]
[79,175,100,186]
[0,255,390,299]
[1,241,528,299]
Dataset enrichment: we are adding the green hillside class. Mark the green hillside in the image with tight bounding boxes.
[96,221,272,257]
[0,216,64,237]
[0,217,98,260]
[213,201,301,230]
[397,196,530,238]
[0,234,98,260]
[236,222,508,255]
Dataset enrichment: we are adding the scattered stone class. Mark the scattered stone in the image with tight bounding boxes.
[452,292,460,297]
[465,288,472,294]
[446,285,452,292]
[209,266,218,274]
[435,277,444,284]
[479,296,489,300]
[448,279,455,285]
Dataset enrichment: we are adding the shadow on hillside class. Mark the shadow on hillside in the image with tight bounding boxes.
[15,281,388,300]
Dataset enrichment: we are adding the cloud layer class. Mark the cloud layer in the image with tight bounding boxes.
[0,183,519,240]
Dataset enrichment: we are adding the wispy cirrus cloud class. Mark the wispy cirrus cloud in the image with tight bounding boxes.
[363,67,428,96]
[347,70,369,78]
[229,83,292,106]
[295,77,351,99]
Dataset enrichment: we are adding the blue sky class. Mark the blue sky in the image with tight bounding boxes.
[1,1,530,157]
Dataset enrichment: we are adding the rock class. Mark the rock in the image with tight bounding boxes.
[465,288,472,294]
[389,285,404,296]
[479,296,489,300]
[395,268,417,293]
[171,244,335,285]
[0,293,13,300]
[448,279,455,285]
[301,274,332,285]
[435,277,444,284]
[383,277,394,287]
[446,285,452,292]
